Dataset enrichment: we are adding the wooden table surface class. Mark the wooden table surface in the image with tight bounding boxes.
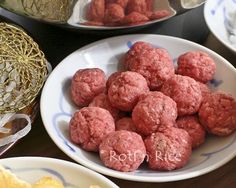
[1,8,236,188]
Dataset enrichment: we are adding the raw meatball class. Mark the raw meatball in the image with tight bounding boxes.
[69,107,115,152]
[99,130,146,172]
[121,12,149,25]
[82,21,104,26]
[132,91,177,136]
[105,0,129,8]
[116,117,137,132]
[128,48,174,90]
[161,75,202,116]
[104,3,125,24]
[146,0,154,11]
[89,93,120,120]
[198,81,211,99]
[71,68,106,107]
[177,51,216,83]
[124,41,153,69]
[199,92,236,136]
[87,0,105,22]
[126,0,147,14]
[106,72,122,89]
[176,115,206,148]
[149,10,171,20]
[144,127,192,171]
[108,71,149,111]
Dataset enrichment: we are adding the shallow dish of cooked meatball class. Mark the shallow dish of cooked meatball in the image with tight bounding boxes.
[40,34,236,182]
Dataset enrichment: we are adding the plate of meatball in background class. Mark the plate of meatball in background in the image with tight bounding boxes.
[68,0,204,30]
[40,34,236,182]
[68,0,175,29]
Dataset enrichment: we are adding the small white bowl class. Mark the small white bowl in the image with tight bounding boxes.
[204,0,236,53]
[0,157,118,187]
[40,34,236,182]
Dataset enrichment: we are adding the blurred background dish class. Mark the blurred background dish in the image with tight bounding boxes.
[40,34,236,182]
[0,0,205,31]
[0,157,119,187]
[0,4,210,66]
[204,0,236,53]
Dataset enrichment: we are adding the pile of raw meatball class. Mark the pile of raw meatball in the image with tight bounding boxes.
[84,0,170,26]
[69,41,236,172]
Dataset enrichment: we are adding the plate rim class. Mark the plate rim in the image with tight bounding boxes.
[40,34,236,182]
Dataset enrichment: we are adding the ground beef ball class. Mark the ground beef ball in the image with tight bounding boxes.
[87,0,105,22]
[89,93,120,120]
[82,21,104,26]
[149,10,171,20]
[128,48,174,90]
[69,107,115,152]
[198,81,211,99]
[199,92,236,136]
[116,117,137,132]
[176,115,206,148]
[144,127,192,171]
[108,71,149,111]
[121,12,149,25]
[146,0,153,11]
[161,75,202,116]
[106,71,122,89]
[71,68,106,107]
[99,130,146,172]
[126,0,147,14]
[177,51,216,83]
[105,0,129,8]
[104,3,125,24]
[132,91,177,136]
[124,41,153,69]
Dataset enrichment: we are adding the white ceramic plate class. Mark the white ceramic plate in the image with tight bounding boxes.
[40,34,236,182]
[204,0,236,53]
[0,157,118,188]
